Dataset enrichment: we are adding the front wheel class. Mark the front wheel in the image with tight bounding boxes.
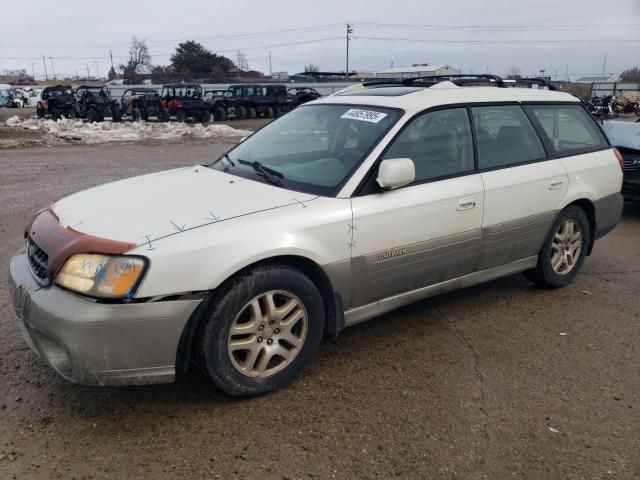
[111,105,122,122]
[635,105,640,117]
[198,265,325,396]
[524,206,590,288]
[176,110,187,122]
[36,107,45,119]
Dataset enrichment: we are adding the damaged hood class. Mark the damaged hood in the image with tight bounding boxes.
[52,165,317,246]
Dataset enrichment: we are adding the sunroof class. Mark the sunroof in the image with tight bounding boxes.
[336,86,424,97]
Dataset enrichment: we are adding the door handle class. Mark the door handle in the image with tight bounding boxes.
[457,196,477,211]
[549,178,564,190]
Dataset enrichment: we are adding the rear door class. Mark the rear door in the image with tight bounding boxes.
[472,104,568,270]
[350,107,484,307]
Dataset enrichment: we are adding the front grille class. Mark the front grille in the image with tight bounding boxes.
[26,236,51,286]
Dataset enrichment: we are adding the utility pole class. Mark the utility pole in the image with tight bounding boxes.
[49,57,55,80]
[31,63,35,79]
[86,64,91,79]
[345,23,353,80]
[95,61,100,79]
[268,51,272,76]
[601,54,607,76]
[109,49,114,70]
[41,55,48,81]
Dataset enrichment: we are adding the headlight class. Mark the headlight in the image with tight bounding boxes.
[55,254,147,299]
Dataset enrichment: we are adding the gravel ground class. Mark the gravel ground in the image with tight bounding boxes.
[0,141,639,479]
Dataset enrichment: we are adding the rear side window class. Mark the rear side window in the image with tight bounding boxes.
[525,104,608,154]
[472,105,546,169]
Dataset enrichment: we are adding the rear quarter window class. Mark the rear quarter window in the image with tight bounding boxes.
[525,104,608,154]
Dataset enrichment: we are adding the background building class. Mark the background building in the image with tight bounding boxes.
[375,64,458,80]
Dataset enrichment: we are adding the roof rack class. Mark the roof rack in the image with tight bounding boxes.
[362,74,556,91]
[510,77,557,91]
[405,74,504,87]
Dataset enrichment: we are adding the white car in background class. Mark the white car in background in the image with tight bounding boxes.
[9,76,623,396]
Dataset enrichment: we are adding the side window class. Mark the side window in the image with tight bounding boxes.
[525,104,608,153]
[472,105,546,169]
[383,108,474,182]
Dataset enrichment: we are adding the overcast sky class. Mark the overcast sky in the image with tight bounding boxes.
[1,0,639,81]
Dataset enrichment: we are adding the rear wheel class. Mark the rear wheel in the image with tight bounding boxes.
[198,265,325,396]
[87,109,97,123]
[160,107,170,122]
[248,107,257,119]
[131,108,141,122]
[214,106,227,121]
[112,105,122,122]
[36,107,45,119]
[274,106,283,117]
[524,206,590,288]
[266,107,274,118]
[237,106,247,120]
[176,110,187,122]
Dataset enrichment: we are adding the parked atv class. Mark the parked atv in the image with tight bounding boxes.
[227,84,295,119]
[75,86,121,122]
[160,83,210,122]
[36,85,77,120]
[120,88,169,121]
[203,89,238,121]
[287,87,322,105]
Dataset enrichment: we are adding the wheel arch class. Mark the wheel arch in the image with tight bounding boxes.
[562,198,596,255]
[175,254,343,376]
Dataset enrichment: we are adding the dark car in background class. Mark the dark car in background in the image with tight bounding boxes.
[227,84,295,119]
[75,86,121,122]
[36,85,77,120]
[203,89,238,121]
[288,87,322,105]
[603,120,640,202]
[160,83,211,122]
[120,88,169,121]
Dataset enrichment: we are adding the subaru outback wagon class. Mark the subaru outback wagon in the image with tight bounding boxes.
[9,76,623,396]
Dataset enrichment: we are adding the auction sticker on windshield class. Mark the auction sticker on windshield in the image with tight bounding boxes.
[341,108,388,123]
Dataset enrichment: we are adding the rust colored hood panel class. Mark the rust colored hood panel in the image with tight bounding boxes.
[27,208,136,275]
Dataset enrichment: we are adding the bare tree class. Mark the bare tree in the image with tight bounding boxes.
[506,66,522,79]
[304,64,320,73]
[235,50,249,71]
[620,67,640,82]
[119,36,151,84]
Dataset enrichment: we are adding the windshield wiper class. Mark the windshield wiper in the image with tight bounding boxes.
[222,152,236,167]
[237,159,285,185]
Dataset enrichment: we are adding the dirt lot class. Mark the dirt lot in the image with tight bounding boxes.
[0,139,639,479]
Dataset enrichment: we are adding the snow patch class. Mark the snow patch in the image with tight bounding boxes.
[5,117,251,145]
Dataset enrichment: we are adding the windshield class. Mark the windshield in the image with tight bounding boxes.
[210,104,401,196]
[0,89,12,98]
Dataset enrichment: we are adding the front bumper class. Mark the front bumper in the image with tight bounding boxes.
[8,253,201,386]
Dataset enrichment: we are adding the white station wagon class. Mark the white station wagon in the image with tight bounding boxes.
[9,76,623,395]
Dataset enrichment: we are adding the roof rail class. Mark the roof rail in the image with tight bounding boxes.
[405,74,505,87]
[511,77,557,91]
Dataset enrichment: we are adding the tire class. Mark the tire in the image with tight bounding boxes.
[237,106,247,120]
[266,107,274,118]
[198,265,325,396]
[160,107,170,122]
[112,105,122,122]
[36,107,44,119]
[248,107,257,119]
[524,206,590,288]
[198,110,211,123]
[176,110,187,122]
[274,106,283,117]
[87,109,96,123]
[131,108,141,122]
[214,106,227,121]
[635,106,640,117]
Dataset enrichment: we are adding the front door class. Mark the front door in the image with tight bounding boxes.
[349,107,484,308]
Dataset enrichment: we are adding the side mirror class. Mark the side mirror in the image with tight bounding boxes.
[376,158,415,190]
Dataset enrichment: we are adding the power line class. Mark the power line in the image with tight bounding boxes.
[354,36,640,45]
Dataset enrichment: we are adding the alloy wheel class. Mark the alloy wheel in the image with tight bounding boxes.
[551,219,583,275]
[227,291,308,378]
